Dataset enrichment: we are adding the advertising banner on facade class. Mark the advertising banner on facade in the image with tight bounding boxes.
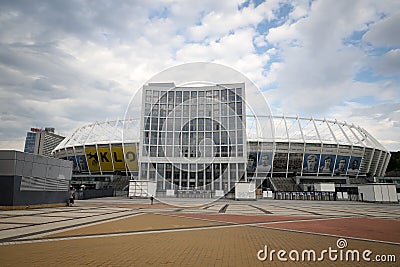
[348,156,362,173]
[273,152,288,172]
[124,145,139,171]
[247,152,257,174]
[288,153,303,172]
[303,153,320,173]
[111,145,126,171]
[76,155,88,172]
[84,145,138,173]
[85,147,100,172]
[256,151,272,174]
[97,146,113,171]
[66,156,79,173]
[334,155,350,175]
[319,154,336,173]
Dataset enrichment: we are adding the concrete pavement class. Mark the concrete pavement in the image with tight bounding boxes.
[0,197,399,266]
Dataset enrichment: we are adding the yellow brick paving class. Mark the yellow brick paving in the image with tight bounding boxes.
[1,214,399,266]
[46,213,224,238]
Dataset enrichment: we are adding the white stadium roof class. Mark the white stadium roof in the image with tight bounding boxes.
[54,116,388,152]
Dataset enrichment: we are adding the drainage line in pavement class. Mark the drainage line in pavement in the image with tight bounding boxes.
[249,205,273,214]
[318,207,376,218]
[7,223,234,244]
[269,204,322,216]
[219,204,229,213]
[174,209,184,212]
[0,211,138,236]
[0,212,143,243]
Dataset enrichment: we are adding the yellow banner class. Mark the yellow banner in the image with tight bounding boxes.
[124,145,138,171]
[111,145,126,171]
[97,146,113,171]
[84,145,138,172]
[85,147,100,172]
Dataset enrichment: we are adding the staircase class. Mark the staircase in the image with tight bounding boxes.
[269,177,302,192]
[109,176,130,191]
[349,176,368,185]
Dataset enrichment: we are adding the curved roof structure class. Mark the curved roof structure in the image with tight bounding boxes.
[248,115,387,152]
[54,119,140,150]
[54,116,388,152]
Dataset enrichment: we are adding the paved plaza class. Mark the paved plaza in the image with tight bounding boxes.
[0,197,399,266]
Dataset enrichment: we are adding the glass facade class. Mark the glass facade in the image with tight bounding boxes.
[140,83,247,192]
[24,132,37,154]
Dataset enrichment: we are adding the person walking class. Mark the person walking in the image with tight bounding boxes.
[69,187,75,206]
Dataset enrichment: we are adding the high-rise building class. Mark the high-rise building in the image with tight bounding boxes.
[24,128,65,157]
[23,130,37,154]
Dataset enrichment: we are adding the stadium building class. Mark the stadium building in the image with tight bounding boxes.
[52,82,391,197]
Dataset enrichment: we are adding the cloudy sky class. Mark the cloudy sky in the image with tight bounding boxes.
[0,0,399,151]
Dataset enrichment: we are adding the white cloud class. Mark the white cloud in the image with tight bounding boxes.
[288,0,310,21]
[363,12,400,47]
[0,139,25,151]
[331,101,400,151]
[263,0,399,115]
[0,0,399,152]
[253,35,267,47]
[266,22,297,44]
[187,0,280,42]
[373,49,400,77]
[176,28,270,86]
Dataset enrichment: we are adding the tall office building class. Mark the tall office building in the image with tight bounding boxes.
[24,128,65,157]
[24,131,37,154]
